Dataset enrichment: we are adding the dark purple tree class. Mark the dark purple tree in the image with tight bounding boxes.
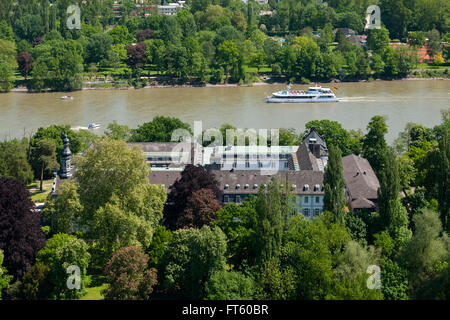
[178,188,222,230]
[127,42,147,69]
[17,52,33,79]
[163,165,222,231]
[0,177,46,281]
[136,29,155,42]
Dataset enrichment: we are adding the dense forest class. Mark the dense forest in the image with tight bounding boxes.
[0,0,449,92]
[0,109,449,300]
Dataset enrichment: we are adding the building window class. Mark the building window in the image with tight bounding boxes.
[284,162,289,168]
[303,208,309,217]
[314,209,320,215]
[245,161,250,168]
[224,195,229,203]
[236,195,241,203]
[304,196,309,203]
[233,162,237,168]
[315,196,320,203]
[258,161,263,168]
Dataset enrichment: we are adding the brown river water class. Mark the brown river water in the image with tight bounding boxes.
[0,80,448,142]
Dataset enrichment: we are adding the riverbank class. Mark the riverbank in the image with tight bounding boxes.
[8,76,450,93]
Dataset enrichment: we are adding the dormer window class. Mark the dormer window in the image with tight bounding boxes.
[236,184,240,190]
[314,184,320,191]
[253,184,258,189]
[304,184,309,191]
[245,184,249,189]
[224,184,229,189]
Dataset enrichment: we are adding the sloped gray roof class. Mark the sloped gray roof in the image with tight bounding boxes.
[342,154,380,202]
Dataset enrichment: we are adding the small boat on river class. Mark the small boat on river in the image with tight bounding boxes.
[88,123,101,129]
[61,95,73,100]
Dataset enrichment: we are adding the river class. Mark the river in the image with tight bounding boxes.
[0,80,448,142]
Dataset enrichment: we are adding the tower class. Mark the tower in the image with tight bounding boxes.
[59,134,72,179]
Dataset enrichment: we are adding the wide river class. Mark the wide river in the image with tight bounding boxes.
[0,80,448,142]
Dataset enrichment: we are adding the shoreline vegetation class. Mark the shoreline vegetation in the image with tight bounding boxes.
[8,76,450,93]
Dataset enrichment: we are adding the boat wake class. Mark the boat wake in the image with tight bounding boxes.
[71,126,89,131]
[338,97,377,102]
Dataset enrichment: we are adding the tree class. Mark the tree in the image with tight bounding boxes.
[0,250,12,299]
[206,270,255,300]
[127,42,147,69]
[408,31,426,48]
[377,147,411,246]
[216,40,240,83]
[0,39,17,92]
[327,240,383,300]
[108,25,135,45]
[176,188,222,230]
[323,145,347,225]
[17,262,52,300]
[0,177,46,281]
[164,165,222,231]
[74,138,166,266]
[85,33,113,65]
[37,233,90,299]
[103,246,157,300]
[160,225,227,299]
[255,257,296,300]
[426,29,442,58]
[36,138,59,191]
[30,40,84,92]
[136,29,155,42]
[380,259,409,300]
[41,180,82,235]
[147,226,172,269]
[380,0,411,40]
[399,210,449,295]
[17,52,33,79]
[0,139,33,184]
[367,28,390,54]
[253,180,283,266]
[129,116,192,143]
[105,121,131,141]
[362,115,388,175]
[304,120,353,156]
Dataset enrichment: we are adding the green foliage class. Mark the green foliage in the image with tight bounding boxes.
[254,257,296,300]
[398,210,449,294]
[206,270,255,300]
[362,115,388,175]
[129,116,192,142]
[381,259,409,300]
[147,226,172,269]
[323,145,347,225]
[105,121,131,141]
[0,250,12,299]
[37,233,90,299]
[0,39,17,92]
[0,139,33,184]
[160,225,227,299]
[304,120,353,156]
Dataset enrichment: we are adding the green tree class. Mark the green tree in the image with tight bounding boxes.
[216,40,240,83]
[304,120,353,156]
[323,145,347,225]
[0,249,12,299]
[408,31,426,48]
[0,139,33,184]
[129,116,192,142]
[377,147,411,247]
[37,233,90,299]
[255,257,296,300]
[367,28,390,54]
[108,25,135,45]
[0,39,17,92]
[36,138,59,191]
[398,210,449,295]
[205,270,255,300]
[146,226,172,269]
[380,259,409,300]
[105,120,131,141]
[362,115,388,175]
[253,180,283,266]
[160,225,227,299]
[41,180,82,235]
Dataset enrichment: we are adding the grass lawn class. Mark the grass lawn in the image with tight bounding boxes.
[27,179,53,203]
[81,275,107,300]
[81,284,108,300]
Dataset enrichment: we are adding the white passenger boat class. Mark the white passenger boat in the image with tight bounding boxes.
[61,95,73,100]
[265,85,339,103]
[88,123,101,129]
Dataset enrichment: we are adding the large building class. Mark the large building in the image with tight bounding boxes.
[53,128,380,219]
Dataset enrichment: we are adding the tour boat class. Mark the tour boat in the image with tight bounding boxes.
[88,123,101,129]
[61,95,73,100]
[265,85,339,103]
